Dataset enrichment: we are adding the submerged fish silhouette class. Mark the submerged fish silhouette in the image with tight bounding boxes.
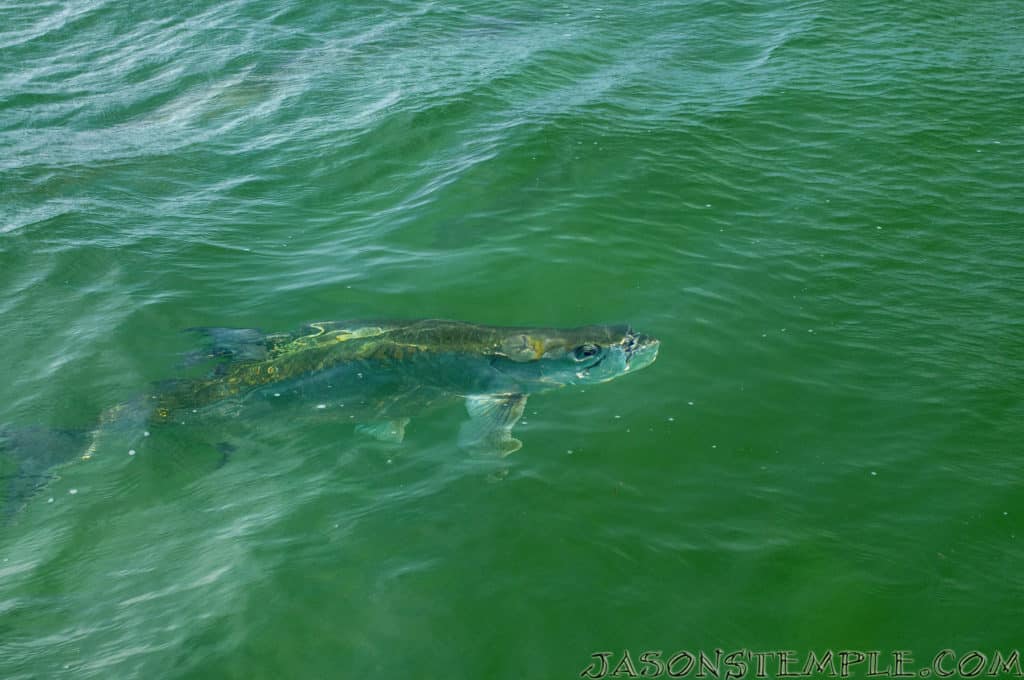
[2,319,659,513]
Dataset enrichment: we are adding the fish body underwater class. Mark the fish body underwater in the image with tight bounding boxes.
[2,319,659,514]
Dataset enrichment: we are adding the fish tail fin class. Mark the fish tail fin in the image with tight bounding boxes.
[0,425,88,517]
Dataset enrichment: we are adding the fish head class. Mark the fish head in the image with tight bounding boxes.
[493,325,659,388]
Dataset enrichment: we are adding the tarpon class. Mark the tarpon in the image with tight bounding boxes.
[1,319,659,513]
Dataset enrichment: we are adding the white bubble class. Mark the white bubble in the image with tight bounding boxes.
[274,393,281,397]
[871,471,878,476]
[128,449,136,456]
[687,401,694,406]
[668,417,675,422]
[316,404,327,409]
[143,431,150,437]
[47,497,54,503]
[69,489,78,495]
[614,415,621,419]
[567,449,574,455]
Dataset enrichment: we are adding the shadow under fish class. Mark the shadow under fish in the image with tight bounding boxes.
[1,318,659,515]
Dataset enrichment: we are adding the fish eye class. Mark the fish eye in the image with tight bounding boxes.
[573,344,600,360]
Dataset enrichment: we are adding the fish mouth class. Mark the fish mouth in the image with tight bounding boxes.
[622,330,659,369]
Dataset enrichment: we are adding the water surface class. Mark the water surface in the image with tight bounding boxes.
[1,0,1022,677]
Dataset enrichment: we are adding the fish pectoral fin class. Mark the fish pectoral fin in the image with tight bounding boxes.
[355,418,410,444]
[459,394,527,457]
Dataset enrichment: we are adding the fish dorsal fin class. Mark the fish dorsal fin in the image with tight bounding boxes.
[184,323,393,367]
[267,323,389,358]
[306,323,387,341]
[459,394,527,456]
[184,327,268,363]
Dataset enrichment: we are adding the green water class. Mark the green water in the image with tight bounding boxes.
[2,0,1023,677]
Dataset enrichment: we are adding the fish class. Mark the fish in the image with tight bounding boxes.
[1,318,659,513]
